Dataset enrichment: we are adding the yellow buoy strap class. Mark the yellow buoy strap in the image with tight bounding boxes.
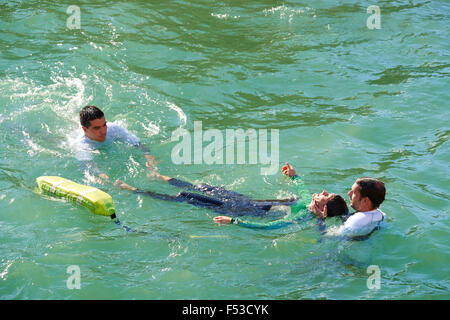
[50,180,67,194]
[76,188,99,205]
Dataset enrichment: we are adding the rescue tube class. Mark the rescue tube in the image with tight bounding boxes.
[36,176,115,217]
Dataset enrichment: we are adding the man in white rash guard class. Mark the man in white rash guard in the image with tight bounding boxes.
[325,177,386,240]
[74,105,156,183]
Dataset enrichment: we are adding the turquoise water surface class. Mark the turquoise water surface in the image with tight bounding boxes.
[0,0,449,299]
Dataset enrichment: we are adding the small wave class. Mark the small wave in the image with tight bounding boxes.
[227,177,245,189]
[167,101,187,126]
[21,129,64,158]
[0,259,15,280]
[210,13,239,20]
[263,5,316,23]
[141,121,160,136]
[1,73,89,126]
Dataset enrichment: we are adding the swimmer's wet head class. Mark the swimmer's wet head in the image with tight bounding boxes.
[308,192,348,219]
[80,105,107,143]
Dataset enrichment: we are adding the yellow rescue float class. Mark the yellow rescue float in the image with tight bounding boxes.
[36,176,116,217]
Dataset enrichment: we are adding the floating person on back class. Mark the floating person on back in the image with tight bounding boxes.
[114,162,350,233]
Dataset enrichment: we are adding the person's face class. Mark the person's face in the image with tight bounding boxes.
[308,190,335,218]
[348,182,362,211]
[82,116,107,142]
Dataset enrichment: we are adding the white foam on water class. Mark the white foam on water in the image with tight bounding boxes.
[48,75,89,118]
[141,121,160,136]
[227,177,245,190]
[167,101,187,126]
[21,129,63,158]
[263,5,315,23]
[16,73,91,160]
[126,155,141,178]
[0,260,14,280]
[3,72,89,125]
[210,13,240,20]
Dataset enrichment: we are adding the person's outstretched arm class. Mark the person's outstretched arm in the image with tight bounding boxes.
[79,160,110,184]
[213,215,292,230]
[212,162,312,230]
[114,124,157,168]
[136,142,157,167]
[282,162,311,210]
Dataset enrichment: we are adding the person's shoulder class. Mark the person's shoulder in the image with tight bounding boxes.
[343,212,367,229]
[107,121,122,131]
[345,210,385,228]
[109,121,134,134]
[108,121,140,145]
[346,212,365,222]
[107,121,127,137]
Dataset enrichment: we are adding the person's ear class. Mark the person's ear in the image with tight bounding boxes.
[362,197,371,207]
[81,126,88,134]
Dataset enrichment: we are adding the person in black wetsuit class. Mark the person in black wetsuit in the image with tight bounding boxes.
[113,163,348,222]
[114,173,298,217]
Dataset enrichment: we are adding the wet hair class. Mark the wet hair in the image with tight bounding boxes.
[355,177,386,209]
[326,195,349,217]
[80,105,104,128]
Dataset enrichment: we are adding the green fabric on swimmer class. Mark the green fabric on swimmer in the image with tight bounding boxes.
[231,175,313,229]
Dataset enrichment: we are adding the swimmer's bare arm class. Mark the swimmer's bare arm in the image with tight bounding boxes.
[282,162,311,206]
[281,162,296,178]
[214,216,232,224]
[145,166,172,182]
[98,173,109,181]
[136,142,157,167]
[80,160,110,184]
[115,170,171,190]
[114,179,137,191]
[145,154,157,166]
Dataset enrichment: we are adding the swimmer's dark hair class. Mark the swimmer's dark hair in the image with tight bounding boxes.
[80,105,104,128]
[326,195,349,218]
[355,177,386,209]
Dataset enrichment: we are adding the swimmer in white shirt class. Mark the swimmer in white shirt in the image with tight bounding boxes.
[74,105,156,183]
[324,177,386,240]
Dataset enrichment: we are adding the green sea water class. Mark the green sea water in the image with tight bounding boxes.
[0,0,449,299]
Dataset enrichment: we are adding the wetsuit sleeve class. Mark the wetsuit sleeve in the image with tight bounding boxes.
[167,178,194,189]
[231,217,292,230]
[227,175,311,230]
[289,175,311,212]
[111,123,141,146]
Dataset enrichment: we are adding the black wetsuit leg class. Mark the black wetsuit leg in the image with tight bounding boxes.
[134,189,232,213]
[134,186,271,216]
[168,178,297,207]
[133,189,224,207]
[167,178,273,215]
[168,178,246,200]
